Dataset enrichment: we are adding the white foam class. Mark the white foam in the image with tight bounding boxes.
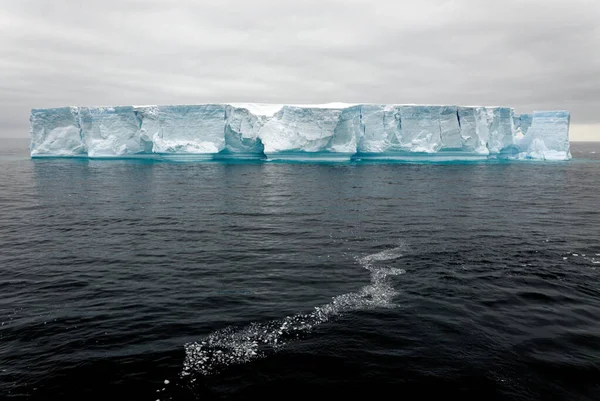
[181,245,406,378]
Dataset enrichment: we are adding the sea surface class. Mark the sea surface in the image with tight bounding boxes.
[1,139,600,400]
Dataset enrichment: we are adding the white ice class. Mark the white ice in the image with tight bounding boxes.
[29,104,572,160]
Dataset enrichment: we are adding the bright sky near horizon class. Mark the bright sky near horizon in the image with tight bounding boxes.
[1,0,599,140]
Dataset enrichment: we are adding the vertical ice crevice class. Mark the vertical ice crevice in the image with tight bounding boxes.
[222,105,265,155]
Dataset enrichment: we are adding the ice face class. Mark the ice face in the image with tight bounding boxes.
[513,113,533,151]
[439,106,463,150]
[152,105,227,154]
[30,107,86,156]
[135,105,160,148]
[456,107,490,154]
[358,105,473,154]
[79,106,151,157]
[29,104,571,160]
[328,106,359,153]
[519,114,533,135]
[356,105,400,153]
[223,106,265,154]
[513,114,521,132]
[259,106,355,154]
[525,111,571,160]
[357,105,463,154]
[487,107,516,155]
[398,106,442,153]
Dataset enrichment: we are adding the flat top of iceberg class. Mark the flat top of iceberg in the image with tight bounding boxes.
[228,102,360,116]
[65,102,502,118]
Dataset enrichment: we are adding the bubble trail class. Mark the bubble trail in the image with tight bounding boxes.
[182,245,406,379]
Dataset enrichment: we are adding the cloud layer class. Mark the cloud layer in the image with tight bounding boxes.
[1,0,599,139]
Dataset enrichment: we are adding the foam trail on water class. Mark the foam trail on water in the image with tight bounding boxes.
[181,245,406,379]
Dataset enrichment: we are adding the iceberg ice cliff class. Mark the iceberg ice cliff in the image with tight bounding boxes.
[30,107,87,156]
[30,103,571,161]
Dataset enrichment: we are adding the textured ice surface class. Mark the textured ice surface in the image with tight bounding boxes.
[456,106,490,154]
[439,106,463,150]
[259,106,355,154]
[399,105,443,152]
[223,106,265,154]
[356,105,400,153]
[29,104,571,160]
[30,107,86,156]
[488,107,516,155]
[79,106,150,157]
[152,105,227,154]
[524,111,571,160]
[520,114,533,135]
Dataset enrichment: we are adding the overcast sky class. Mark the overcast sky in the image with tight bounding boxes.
[1,0,599,139]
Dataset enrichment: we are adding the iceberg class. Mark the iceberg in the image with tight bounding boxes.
[29,103,571,161]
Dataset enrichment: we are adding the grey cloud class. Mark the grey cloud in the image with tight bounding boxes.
[1,0,599,138]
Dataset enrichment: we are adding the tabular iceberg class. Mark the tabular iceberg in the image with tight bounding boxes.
[29,103,571,161]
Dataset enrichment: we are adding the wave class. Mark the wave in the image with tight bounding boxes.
[181,245,407,379]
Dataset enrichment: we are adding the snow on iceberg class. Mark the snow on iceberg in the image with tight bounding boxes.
[29,104,572,161]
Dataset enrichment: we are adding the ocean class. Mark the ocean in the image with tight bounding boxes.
[1,139,599,400]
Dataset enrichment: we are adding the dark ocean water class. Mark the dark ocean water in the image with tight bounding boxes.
[1,139,600,400]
